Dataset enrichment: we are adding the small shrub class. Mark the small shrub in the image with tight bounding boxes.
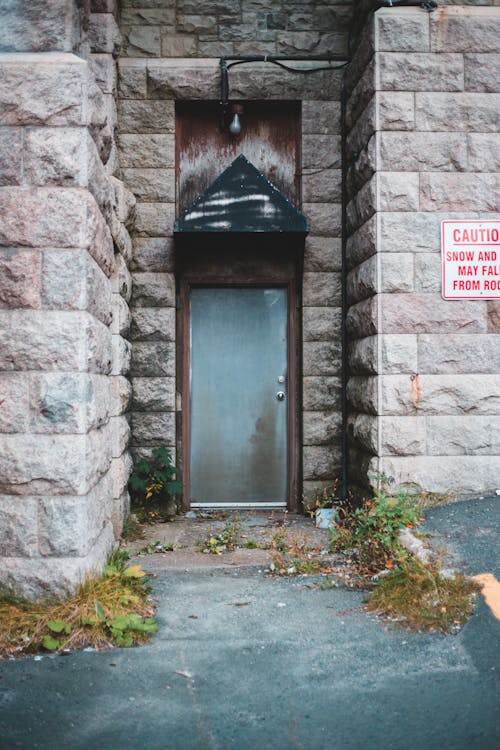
[329,489,421,572]
[366,556,478,634]
[129,447,183,519]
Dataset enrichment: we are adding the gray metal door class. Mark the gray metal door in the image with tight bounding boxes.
[189,287,288,506]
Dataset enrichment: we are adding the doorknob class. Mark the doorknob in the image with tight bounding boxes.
[276,391,285,401]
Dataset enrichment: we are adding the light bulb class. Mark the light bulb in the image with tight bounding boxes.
[229,113,241,135]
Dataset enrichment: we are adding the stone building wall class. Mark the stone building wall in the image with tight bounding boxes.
[0,0,134,597]
[346,6,500,496]
[118,0,353,504]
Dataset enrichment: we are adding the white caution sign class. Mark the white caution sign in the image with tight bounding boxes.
[442,220,500,299]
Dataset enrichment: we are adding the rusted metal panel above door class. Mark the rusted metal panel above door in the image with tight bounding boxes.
[176,101,301,215]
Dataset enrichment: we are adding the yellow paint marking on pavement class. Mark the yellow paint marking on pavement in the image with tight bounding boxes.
[472,574,500,620]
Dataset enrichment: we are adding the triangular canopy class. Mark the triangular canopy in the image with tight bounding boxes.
[174,155,309,234]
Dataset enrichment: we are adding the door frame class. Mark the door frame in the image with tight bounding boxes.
[180,276,297,510]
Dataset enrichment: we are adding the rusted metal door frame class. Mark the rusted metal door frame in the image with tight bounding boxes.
[180,276,297,510]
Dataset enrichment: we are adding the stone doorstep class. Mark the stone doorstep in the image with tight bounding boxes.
[121,511,331,571]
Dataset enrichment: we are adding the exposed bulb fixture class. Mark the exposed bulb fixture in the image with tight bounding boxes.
[228,103,244,136]
[229,112,241,135]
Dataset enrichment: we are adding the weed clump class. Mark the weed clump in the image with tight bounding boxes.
[200,522,241,554]
[366,556,478,634]
[329,489,421,572]
[0,551,157,659]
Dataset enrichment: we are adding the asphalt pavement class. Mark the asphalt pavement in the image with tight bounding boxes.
[0,495,499,750]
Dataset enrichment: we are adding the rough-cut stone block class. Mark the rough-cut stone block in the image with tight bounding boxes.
[111,254,132,301]
[347,255,377,304]
[378,212,440,254]
[347,179,376,233]
[130,308,175,342]
[303,237,342,273]
[123,25,160,56]
[0,311,112,374]
[375,9,430,52]
[346,375,378,414]
[117,99,175,133]
[426,416,500,457]
[488,301,500,333]
[117,60,147,98]
[378,172,419,212]
[414,253,441,293]
[131,237,175,272]
[177,14,217,33]
[130,411,175,446]
[0,53,86,126]
[346,216,376,270]
[346,297,377,338]
[303,411,341,446]
[89,13,121,54]
[303,272,341,307]
[0,427,112,496]
[111,294,132,337]
[134,202,175,237]
[0,127,22,185]
[111,335,132,376]
[24,127,87,186]
[302,169,341,203]
[418,334,500,375]
[131,272,175,308]
[122,168,175,202]
[348,334,418,375]
[303,307,342,342]
[118,134,175,168]
[110,415,130,458]
[0,187,81,247]
[110,451,133,501]
[375,455,500,496]
[303,445,341,481]
[378,132,468,172]
[346,60,375,130]
[415,92,500,132]
[381,293,487,334]
[431,9,500,53]
[348,413,377,454]
[303,376,341,411]
[302,135,341,170]
[38,497,90,557]
[302,101,341,135]
[0,248,41,309]
[303,341,341,377]
[0,0,71,52]
[377,91,414,131]
[29,373,110,435]
[348,336,377,375]
[90,54,117,95]
[120,7,175,25]
[467,133,500,172]
[347,97,376,154]
[41,249,112,325]
[381,416,426,456]
[110,374,132,417]
[132,377,175,412]
[378,52,464,92]
[130,342,175,377]
[465,53,500,93]
[420,173,500,212]
[0,496,38,556]
[382,374,500,416]
[381,254,414,294]
[146,61,219,100]
[0,374,29,433]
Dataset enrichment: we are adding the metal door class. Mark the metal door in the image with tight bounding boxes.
[189,287,288,506]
